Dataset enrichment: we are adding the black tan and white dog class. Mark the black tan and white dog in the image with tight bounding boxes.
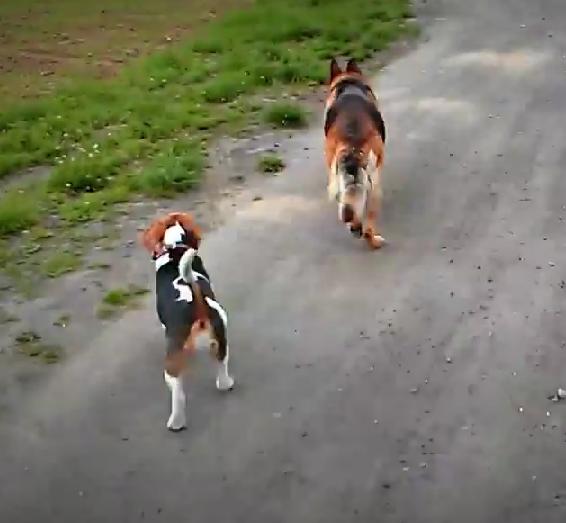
[324,58,387,249]
[141,212,234,431]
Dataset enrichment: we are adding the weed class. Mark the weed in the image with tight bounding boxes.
[97,284,149,318]
[133,143,204,197]
[263,102,308,128]
[58,184,130,224]
[202,73,248,103]
[18,343,43,358]
[87,262,112,271]
[41,251,82,278]
[41,348,63,364]
[53,314,71,328]
[15,331,41,344]
[0,307,18,324]
[258,154,286,174]
[0,187,43,236]
[15,330,64,363]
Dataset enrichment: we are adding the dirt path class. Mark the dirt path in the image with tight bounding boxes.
[2,0,566,521]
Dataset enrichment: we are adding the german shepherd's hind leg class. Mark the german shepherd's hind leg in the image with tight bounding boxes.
[164,349,188,431]
[363,180,386,249]
[209,303,235,392]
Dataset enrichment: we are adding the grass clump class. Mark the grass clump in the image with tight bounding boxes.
[263,102,308,128]
[97,284,149,318]
[133,142,204,197]
[0,188,43,236]
[257,154,286,174]
[58,184,130,224]
[53,314,71,328]
[14,331,64,363]
[41,251,82,278]
[0,307,19,324]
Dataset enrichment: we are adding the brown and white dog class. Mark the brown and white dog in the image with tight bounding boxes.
[140,212,234,431]
[324,58,386,249]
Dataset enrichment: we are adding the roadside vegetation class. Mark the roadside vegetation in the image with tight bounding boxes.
[0,0,415,291]
[97,285,150,318]
[257,154,286,174]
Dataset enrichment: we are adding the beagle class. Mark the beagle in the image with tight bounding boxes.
[140,212,234,431]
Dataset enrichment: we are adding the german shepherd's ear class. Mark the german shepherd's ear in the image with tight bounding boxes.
[345,58,362,75]
[329,58,342,83]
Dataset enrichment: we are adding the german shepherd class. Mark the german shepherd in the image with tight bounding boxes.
[324,58,386,249]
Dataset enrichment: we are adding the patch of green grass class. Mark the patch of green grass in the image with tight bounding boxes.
[257,154,286,174]
[58,184,130,224]
[41,251,82,279]
[15,330,64,363]
[15,331,41,344]
[87,262,112,271]
[41,348,63,364]
[0,0,413,290]
[202,72,248,103]
[53,314,71,328]
[132,142,204,196]
[0,307,19,324]
[97,284,150,318]
[263,102,308,128]
[0,187,44,236]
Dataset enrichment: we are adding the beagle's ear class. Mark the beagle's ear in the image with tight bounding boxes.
[140,218,167,256]
[170,212,202,249]
[345,58,362,75]
[329,58,342,83]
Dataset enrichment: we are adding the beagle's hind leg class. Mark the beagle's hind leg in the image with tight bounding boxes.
[164,347,188,431]
[208,300,235,392]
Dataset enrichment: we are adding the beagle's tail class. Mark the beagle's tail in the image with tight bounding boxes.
[178,248,197,284]
[178,248,208,324]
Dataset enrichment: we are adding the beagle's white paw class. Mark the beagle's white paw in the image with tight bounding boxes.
[216,374,235,392]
